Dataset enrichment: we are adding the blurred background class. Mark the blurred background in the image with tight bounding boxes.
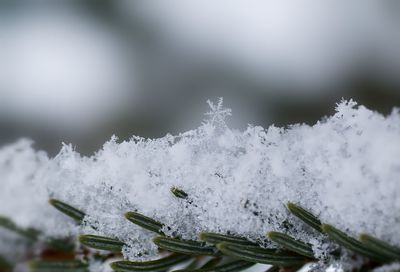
[0,0,399,155]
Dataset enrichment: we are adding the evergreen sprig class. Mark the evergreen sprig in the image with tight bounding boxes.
[1,192,399,271]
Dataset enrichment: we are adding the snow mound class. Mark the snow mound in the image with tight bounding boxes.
[0,99,399,266]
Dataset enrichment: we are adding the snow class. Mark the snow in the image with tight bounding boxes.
[0,99,399,270]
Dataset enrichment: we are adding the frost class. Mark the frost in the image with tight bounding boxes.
[0,100,399,270]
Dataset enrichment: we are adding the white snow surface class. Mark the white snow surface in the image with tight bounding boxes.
[0,99,399,266]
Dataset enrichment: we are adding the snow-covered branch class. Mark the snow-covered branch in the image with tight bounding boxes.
[0,100,399,270]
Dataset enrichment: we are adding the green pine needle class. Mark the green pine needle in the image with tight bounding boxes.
[49,199,85,222]
[79,234,125,252]
[153,236,217,256]
[171,187,189,199]
[216,243,307,267]
[286,203,322,232]
[0,216,39,241]
[321,224,391,262]
[359,233,400,261]
[199,232,257,246]
[267,231,315,258]
[125,212,164,235]
[111,254,191,272]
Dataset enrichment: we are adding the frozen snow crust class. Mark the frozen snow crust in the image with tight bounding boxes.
[1,99,399,264]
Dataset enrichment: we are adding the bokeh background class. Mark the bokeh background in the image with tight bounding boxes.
[1,0,400,155]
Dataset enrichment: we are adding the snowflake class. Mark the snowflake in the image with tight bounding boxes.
[204,98,232,127]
